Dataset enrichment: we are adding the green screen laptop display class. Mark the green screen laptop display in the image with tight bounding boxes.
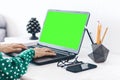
[39,10,89,50]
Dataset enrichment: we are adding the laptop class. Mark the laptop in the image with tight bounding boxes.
[7,10,90,65]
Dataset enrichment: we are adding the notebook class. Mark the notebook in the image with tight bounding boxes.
[7,10,90,65]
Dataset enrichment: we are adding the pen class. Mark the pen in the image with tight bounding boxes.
[101,27,108,43]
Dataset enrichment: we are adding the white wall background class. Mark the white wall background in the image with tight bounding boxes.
[0,0,120,53]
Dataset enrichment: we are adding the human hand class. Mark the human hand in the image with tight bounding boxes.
[34,47,56,58]
[0,43,27,53]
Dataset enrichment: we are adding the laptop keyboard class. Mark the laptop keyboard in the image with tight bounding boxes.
[28,44,73,56]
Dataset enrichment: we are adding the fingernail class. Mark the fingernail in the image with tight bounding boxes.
[17,48,22,51]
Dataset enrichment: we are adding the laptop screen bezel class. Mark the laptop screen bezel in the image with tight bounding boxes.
[38,9,90,54]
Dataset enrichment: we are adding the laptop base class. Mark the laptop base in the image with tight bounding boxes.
[31,54,76,65]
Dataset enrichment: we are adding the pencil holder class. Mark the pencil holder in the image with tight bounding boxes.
[88,43,109,63]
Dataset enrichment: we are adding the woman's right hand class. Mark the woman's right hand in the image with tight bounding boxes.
[0,43,27,53]
[34,47,56,58]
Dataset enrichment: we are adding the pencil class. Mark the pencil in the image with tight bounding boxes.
[96,21,102,44]
[101,27,108,43]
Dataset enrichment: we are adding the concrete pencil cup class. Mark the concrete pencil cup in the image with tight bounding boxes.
[88,43,109,63]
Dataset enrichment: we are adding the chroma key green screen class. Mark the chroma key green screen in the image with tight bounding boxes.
[39,10,90,50]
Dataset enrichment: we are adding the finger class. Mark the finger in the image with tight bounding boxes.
[46,51,56,56]
[42,48,56,55]
[46,50,55,54]
[12,48,23,52]
[14,44,27,49]
[17,44,27,49]
[42,47,54,52]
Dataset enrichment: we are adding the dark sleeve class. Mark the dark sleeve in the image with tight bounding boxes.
[0,48,35,80]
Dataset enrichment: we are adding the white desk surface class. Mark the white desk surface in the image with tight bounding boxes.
[23,51,120,80]
[4,37,120,80]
